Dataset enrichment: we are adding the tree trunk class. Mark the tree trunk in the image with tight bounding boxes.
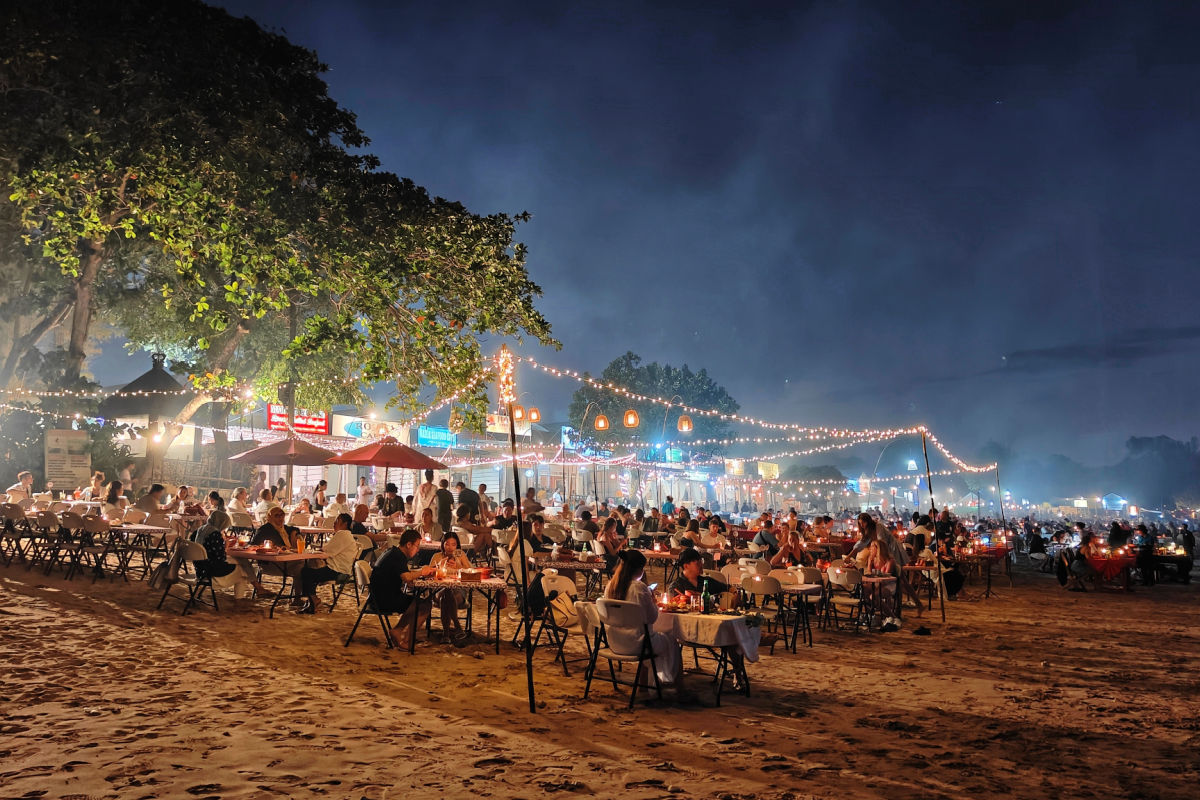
[211,402,231,478]
[158,319,252,448]
[63,240,105,385]
[0,296,73,388]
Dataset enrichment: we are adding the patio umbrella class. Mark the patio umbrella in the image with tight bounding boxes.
[227,436,336,467]
[326,436,448,489]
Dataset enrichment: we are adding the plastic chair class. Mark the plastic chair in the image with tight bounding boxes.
[123,508,148,524]
[587,598,663,708]
[825,565,864,630]
[157,541,219,615]
[533,573,581,675]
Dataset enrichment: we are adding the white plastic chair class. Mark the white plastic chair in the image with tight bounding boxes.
[588,598,664,708]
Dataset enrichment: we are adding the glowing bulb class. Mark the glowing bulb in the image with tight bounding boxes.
[594,414,609,431]
[623,409,640,428]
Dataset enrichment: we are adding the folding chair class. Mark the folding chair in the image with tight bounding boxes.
[532,572,581,675]
[825,565,865,631]
[326,542,368,613]
[33,510,67,575]
[1,502,33,566]
[123,508,148,524]
[586,598,664,709]
[229,511,256,532]
[344,560,395,648]
[156,541,219,615]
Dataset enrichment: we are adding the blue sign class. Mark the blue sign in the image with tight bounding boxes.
[665,448,684,463]
[417,425,457,449]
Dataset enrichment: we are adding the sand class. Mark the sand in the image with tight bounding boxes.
[2,561,1198,800]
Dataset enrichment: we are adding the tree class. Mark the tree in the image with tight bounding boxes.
[1,0,554,440]
[567,352,739,452]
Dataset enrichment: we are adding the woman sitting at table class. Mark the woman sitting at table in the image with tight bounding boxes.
[415,507,443,541]
[101,480,128,518]
[429,531,472,639]
[595,516,626,572]
[603,549,680,685]
[668,548,730,598]
[193,509,261,599]
[769,527,811,568]
[252,507,304,601]
[228,487,250,514]
[454,505,495,558]
[1061,530,1101,591]
[83,471,106,501]
[677,519,702,548]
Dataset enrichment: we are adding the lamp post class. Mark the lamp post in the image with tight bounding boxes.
[579,401,606,508]
[495,346,536,714]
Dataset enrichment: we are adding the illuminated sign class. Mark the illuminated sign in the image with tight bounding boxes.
[487,412,530,437]
[757,461,779,480]
[724,459,745,476]
[665,448,683,463]
[907,459,918,472]
[268,404,331,435]
[417,425,457,449]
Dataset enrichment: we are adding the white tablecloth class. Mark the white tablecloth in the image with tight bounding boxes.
[653,612,760,662]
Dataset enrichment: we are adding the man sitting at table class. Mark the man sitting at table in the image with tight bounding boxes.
[323,492,351,519]
[492,498,519,534]
[668,548,729,598]
[370,529,436,646]
[753,521,781,557]
[253,507,300,549]
[297,513,359,613]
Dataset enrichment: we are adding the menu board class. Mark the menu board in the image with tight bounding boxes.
[45,429,92,488]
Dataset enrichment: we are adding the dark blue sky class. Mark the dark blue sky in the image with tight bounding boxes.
[102,1,1200,464]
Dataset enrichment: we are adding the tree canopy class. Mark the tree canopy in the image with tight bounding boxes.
[566,352,739,452]
[0,0,555,439]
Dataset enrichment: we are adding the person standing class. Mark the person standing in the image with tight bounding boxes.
[250,471,268,499]
[454,481,480,522]
[661,495,676,516]
[413,470,438,520]
[477,483,494,524]
[355,476,374,507]
[435,479,454,534]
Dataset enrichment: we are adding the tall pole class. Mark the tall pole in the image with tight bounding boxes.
[285,298,298,506]
[497,346,536,714]
[920,430,935,511]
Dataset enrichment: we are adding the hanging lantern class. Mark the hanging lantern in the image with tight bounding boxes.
[594,414,610,431]
[623,409,640,428]
[528,407,541,423]
[677,414,693,433]
[512,404,526,421]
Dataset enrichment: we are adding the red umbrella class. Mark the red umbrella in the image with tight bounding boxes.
[227,436,336,466]
[326,436,447,470]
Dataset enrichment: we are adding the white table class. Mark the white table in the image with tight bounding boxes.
[654,611,759,705]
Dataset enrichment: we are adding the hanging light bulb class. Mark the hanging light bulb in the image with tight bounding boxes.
[594,414,609,431]
[677,414,693,433]
[528,406,541,423]
[623,409,640,428]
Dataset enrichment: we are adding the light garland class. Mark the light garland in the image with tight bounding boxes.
[515,355,995,472]
[713,465,991,490]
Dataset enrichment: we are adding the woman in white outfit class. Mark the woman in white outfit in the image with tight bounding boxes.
[602,549,680,686]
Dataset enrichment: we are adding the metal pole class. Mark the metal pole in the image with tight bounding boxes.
[508,401,536,713]
[996,464,1012,586]
[920,430,935,511]
[285,299,298,506]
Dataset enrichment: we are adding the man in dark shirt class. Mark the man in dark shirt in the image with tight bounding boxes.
[435,479,454,533]
[455,481,480,522]
[668,548,729,597]
[578,509,600,535]
[492,498,518,533]
[376,483,404,518]
[370,529,435,643]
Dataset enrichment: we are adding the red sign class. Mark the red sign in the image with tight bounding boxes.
[267,403,331,435]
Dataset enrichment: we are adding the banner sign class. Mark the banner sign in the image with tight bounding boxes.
[45,429,91,488]
[268,403,331,435]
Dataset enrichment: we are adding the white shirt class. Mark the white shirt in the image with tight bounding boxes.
[323,501,351,519]
[253,499,280,522]
[322,529,359,575]
[355,484,374,504]
[5,482,30,502]
[413,482,438,517]
[229,497,249,513]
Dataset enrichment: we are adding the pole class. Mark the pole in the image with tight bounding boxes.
[285,298,298,505]
[996,464,1012,586]
[507,401,536,713]
[920,430,935,512]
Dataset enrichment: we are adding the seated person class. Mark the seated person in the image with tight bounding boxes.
[595,516,626,571]
[297,513,359,613]
[376,483,405,518]
[192,509,260,597]
[228,487,250,513]
[492,498,519,533]
[429,532,472,638]
[602,549,680,685]
[323,492,351,519]
[769,527,811,568]
[252,507,300,549]
[668,548,729,597]
[252,489,280,524]
[101,481,128,517]
[678,519,702,548]
[370,529,435,644]
[414,507,444,541]
[204,490,225,513]
[508,513,553,555]
[753,523,781,557]
[454,504,495,557]
[134,483,170,513]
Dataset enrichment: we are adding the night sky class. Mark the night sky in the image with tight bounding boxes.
[98,1,1200,464]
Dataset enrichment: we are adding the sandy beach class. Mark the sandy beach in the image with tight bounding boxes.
[2,562,1198,800]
